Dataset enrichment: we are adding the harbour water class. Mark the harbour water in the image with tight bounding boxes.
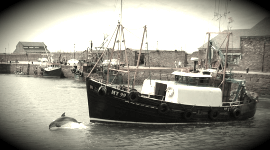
[0,74,269,150]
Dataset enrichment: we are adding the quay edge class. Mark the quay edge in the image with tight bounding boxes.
[0,63,270,97]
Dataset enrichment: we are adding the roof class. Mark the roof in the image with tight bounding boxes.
[19,42,46,47]
[198,16,270,49]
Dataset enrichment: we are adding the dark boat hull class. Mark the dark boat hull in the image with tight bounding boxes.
[86,77,257,124]
[74,72,86,81]
[43,68,62,77]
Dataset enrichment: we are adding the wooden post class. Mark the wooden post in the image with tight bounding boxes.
[133,25,147,89]
[222,33,230,102]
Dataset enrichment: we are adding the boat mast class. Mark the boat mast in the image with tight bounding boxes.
[43,43,50,62]
[146,29,151,84]
[106,22,120,85]
[133,25,147,89]
[121,25,130,92]
[222,32,230,102]
[206,33,211,69]
[206,32,231,101]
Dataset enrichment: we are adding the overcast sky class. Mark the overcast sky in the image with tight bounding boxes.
[0,0,269,54]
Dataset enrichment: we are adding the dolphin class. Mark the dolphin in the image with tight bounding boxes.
[49,112,81,129]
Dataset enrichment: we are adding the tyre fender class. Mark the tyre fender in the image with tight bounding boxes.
[208,109,219,120]
[158,103,170,114]
[183,109,193,120]
[128,91,140,102]
[98,86,107,96]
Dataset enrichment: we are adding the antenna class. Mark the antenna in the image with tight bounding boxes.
[121,0,122,24]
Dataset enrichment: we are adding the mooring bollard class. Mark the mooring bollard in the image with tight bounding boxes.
[246,68,249,73]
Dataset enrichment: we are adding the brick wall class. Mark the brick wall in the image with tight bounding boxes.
[233,72,270,96]
[149,50,187,67]
[237,36,270,72]
[196,36,270,72]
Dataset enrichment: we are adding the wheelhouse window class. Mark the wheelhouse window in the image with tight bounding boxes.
[175,75,210,86]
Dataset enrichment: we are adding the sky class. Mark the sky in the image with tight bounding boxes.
[0,0,269,54]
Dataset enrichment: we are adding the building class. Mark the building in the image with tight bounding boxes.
[195,16,270,71]
[13,42,50,54]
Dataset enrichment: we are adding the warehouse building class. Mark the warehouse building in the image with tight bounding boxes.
[13,42,50,54]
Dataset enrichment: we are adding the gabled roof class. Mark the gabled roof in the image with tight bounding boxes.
[198,16,270,49]
[19,42,46,47]
[198,29,251,49]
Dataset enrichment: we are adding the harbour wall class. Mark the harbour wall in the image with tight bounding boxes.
[0,63,74,78]
[0,63,269,97]
[0,50,187,68]
[0,52,91,62]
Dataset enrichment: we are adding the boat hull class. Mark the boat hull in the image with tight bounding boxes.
[86,77,257,124]
[43,68,62,77]
[74,72,85,81]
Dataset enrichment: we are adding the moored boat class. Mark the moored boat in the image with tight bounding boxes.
[43,62,62,77]
[40,45,62,78]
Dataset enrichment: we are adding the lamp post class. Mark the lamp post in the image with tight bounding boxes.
[74,44,75,59]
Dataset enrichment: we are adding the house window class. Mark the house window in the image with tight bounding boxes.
[224,53,241,65]
[29,47,34,48]
[35,47,39,48]
[23,47,28,48]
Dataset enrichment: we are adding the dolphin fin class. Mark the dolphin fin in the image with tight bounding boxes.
[61,112,65,117]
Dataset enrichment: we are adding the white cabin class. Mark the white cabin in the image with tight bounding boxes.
[141,79,223,107]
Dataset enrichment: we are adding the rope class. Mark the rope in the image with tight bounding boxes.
[87,24,118,78]
[124,27,143,40]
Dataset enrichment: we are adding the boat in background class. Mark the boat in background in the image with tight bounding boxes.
[14,66,25,75]
[43,62,62,77]
[40,47,62,78]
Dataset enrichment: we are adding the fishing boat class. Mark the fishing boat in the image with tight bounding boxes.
[43,62,62,77]
[85,0,258,124]
[41,46,62,77]
[14,66,25,75]
[85,20,259,124]
[71,61,84,80]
